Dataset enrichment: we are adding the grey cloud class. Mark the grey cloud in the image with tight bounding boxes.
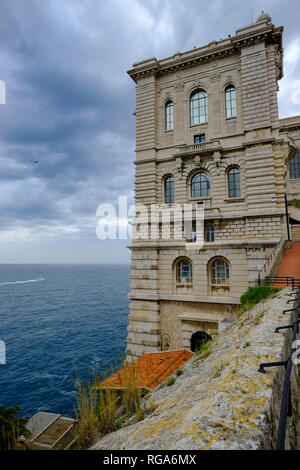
[0,0,299,263]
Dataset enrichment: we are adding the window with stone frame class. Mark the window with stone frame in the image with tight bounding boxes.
[176,259,193,285]
[164,175,174,204]
[225,84,236,118]
[190,89,208,125]
[191,172,210,198]
[205,224,215,242]
[194,134,206,144]
[211,259,230,285]
[165,100,174,131]
[289,149,300,179]
[227,167,241,198]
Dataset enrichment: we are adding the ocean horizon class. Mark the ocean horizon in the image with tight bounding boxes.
[0,263,130,418]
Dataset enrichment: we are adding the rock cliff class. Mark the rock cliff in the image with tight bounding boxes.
[91,288,299,450]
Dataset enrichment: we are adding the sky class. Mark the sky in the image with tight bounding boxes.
[0,0,299,264]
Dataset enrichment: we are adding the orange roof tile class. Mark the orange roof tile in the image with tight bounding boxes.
[99,350,194,391]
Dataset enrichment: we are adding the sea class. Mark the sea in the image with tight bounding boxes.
[0,264,130,419]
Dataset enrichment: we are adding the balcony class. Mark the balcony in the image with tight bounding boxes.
[175,140,221,157]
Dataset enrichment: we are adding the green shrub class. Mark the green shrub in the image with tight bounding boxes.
[287,199,300,209]
[135,408,144,422]
[74,367,104,449]
[0,405,28,450]
[194,340,213,359]
[148,400,157,413]
[240,285,280,310]
[166,376,176,387]
[74,357,144,449]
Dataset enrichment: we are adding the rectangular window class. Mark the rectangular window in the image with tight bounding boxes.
[289,150,300,179]
[205,225,215,242]
[228,168,241,198]
[194,134,206,144]
[225,85,236,118]
[164,176,174,204]
[165,101,174,131]
[190,91,208,125]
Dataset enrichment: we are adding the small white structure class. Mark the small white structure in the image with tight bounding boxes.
[20,411,77,450]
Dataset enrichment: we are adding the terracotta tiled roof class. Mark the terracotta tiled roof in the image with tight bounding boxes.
[99,350,194,391]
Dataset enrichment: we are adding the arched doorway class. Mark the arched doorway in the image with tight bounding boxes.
[190,331,212,352]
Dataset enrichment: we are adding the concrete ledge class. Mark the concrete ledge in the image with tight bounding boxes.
[179,315,221,323]
[128,292,241,304]
[129,239,281,249]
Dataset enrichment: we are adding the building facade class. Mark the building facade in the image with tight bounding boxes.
[126,12,298,361]
[281,116,300,199]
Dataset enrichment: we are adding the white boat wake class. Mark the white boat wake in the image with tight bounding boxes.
[0,278,45,286]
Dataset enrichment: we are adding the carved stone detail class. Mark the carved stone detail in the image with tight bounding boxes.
[194,155,201,167]
[210,72,221,83]
[175,81,184,91]
[213,151,222,172]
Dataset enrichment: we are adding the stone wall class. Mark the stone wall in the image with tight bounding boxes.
[159,300,223,350]
[92,289,299,450]
[291,226,300,242]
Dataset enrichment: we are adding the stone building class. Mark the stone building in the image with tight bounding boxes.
[126,12,299,361]
[281,116,300,199]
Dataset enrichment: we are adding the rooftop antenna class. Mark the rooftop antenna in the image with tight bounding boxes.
[251,8,253,23]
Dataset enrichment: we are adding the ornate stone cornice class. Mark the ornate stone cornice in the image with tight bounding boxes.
[279,124,300,132]
[127,25,283,83]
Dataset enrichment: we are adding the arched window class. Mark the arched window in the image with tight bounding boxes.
[190,89,208,125]
[228,167,241,198]
[191,172,210,198]
[225,85,236,118]
[211,259,230,285]
[176,259,193,284]
[165,100,174,131]
[289,149,300,179]
[164,176,174,204]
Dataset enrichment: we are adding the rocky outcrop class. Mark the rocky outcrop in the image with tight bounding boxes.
[91,288,299,450]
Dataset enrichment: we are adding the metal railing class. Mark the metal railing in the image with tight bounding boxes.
[258,285,300,450]
[257,239,285,286]
[265,276,300,289]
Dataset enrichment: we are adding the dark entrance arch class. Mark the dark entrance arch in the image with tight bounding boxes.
[190,331,212,352]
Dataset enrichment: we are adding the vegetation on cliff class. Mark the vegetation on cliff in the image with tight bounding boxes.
[0,404,28,450]
[74,361,144,449]
[90,288,297,450]
[240,285,280,311]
